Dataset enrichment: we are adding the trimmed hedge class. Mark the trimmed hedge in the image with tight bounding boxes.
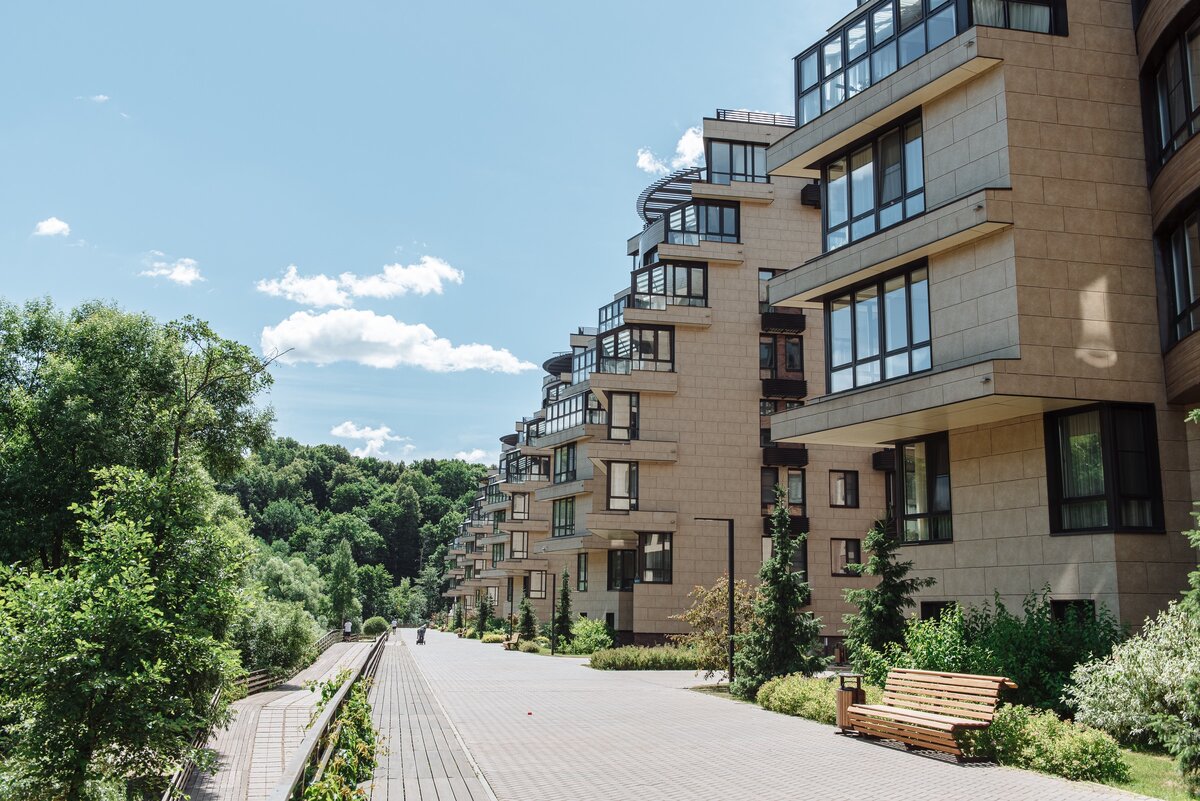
[588,646,698,671]
[756,674,883,725]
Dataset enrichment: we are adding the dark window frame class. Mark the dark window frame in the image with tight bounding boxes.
[829,470,860,508]
[1044,404,1164,535]
[831,538,863,576]
[706,139,770,185]
[577,553,589,592]
[785,336,805,373]
[1143,16,1200,174]
[606,461,640,511]
[597,324,675,374]
[607,549,636,592]
[920,600,956,619]
[552,497,576,538]
[553,443,577,484]
[637,532,673,584]
[666,200,740,245]
[529,570,547,600]
[1162,203,1200,346]
[630,261,708,310]
[607,392,640,440]
[897,431,954,544]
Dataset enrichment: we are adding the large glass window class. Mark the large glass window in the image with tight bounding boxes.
[571,346,596,383]
[545,393,593,435]
[827,265,931,392]
[1045,405,1162,533]
[761,467,779,505]
[1147,20,1200,170]
[832,538,863,575]
[830,470,860,507]
[607,461,639,511]
[788,468,806,505]
[899,432,953,542]
[608,392,640,440]
[667,201,739,245]
[823,119,924,250]
[1164,205,1200,344]
[529,570,547,599]
[552,498,576,537]
[707,140,769,184]
[607,549,636,591]
[631,262,707,309]
[598,297,627,333]
[511,492,529,520]
[638,533,672,584]
[794,0,1061,129]
[511,531,529,560]
[553,444,577,483]
[577,553,589,592]
[785,337,804,373]
[597,326,674,374]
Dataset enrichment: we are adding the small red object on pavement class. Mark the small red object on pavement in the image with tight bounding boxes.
[527,712,532,716]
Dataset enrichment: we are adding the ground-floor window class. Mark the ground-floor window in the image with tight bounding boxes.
[529,570,547,599]
[899,432,952,542]
[607,549,636,591]
[637,533,672,583]
[577,553,589,591]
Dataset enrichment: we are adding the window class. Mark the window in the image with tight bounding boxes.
[577,553,589,592]
[830,470,860,508]
[607,549,636,591]
[667,201,739,245]
[793,539,808,583]
[760,335,776,377]
[827,264,931,393]
[553,444,577,483]
[631,261,707,309]
[788,469,806,505]
[1146,19,1200,170]
[605,611,616,630]
[760,399,778,416]
[638,533,672,583]
[899,432,953,542]
[511,531,528,560]
[760,428,773,447]
[1163,205,1200,344]
[492,543,504,567]
[545,392,593,435]
[597,325,674,374]
[607,461,639,511]
[761,467,779,505]
[823,119,924,250]
[759,269,777,313]
[920,600,956,619]
[1045,405,1163,533]
[973,0,1052,32]
[572,346,597,383]
[487,586,499,605]
[529,570,547,599]
[785,337,804,372]
[598,297,627,333]
[511,492,530,520]
[608,392,640,440]
[552,498,576,537]
[1051,599,1096,622]
[832,538,863,575]
[708,140,769,184]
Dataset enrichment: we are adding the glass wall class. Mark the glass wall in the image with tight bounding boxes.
[552,498,576,537]
[553,444,577,483]
[630,262,707,309]
[572,346,596,383]
[823,118,924,250]
[597,326,674,374]
[1163,197,1200,345]
[667,201,739,245]
[598,297,627,333]
[827,265,931,393]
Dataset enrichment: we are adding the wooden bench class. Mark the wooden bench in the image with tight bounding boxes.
[843,668,1016,756]
[502,632,521,651]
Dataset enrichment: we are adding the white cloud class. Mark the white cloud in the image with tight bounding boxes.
[330,420,412,459]
[261,309,536,373]
[339,256,464,299]
[90,94,110,103]
[140,256,204,286]
[636,126,705,175]
[33,217,70,237]
[453,448,493,465]
[257,265,350,307]
[256,257,465,308]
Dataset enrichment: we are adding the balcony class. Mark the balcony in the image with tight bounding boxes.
[587,509,677,538]
[624,303,712,329]
[591,369,678,396]
[762,445,809,467]
[762,515,811,536]
[762,377,808,398]
[761,311,807,334]
[475,531,510,547]
[533,532,627,555]
[498,475,549,494]
[534,478,594,503]
[587,437,678,466]
[499,517,551,534]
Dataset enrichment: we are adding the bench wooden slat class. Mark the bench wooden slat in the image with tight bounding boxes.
[885,675,1007,697]
[850,704,989,729]
[882,690,998,717]
[892,668,1016,686]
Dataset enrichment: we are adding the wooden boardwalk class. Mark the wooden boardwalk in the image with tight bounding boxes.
[366,633,493,801]
[183,641,373,801]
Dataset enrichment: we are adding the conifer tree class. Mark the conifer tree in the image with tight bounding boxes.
[452,601,464,632]
[842,519,937,657]
[553,568,573,644]
[475,592,493,638]
[517,595,538,640]
[732,484,824,699]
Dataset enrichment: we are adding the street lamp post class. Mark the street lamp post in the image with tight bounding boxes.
[695,517,735,683]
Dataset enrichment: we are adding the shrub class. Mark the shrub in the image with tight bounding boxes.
[229,596,319,674]
[1067,601,1200,791]
[669,576,758,680]
[481,633,506,644]
[302,678,377,798]
[534,635,550,647]
[589,646,698,671]
[362,616,389,636]
[563,618,613,655]
[963,705,1129,784]
[843,519,936,657]
[517,597,537,640]
[462,627,476,639]
[518,640,541,653]
[756,675,883,724]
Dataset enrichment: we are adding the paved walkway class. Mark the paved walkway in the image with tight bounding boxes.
[402,630,1149,801]
[366,636,492,801]
[184,641,373,801]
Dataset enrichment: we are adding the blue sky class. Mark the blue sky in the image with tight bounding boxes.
[1,1,845,465]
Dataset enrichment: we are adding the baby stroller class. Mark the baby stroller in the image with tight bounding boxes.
[416,624,427,645]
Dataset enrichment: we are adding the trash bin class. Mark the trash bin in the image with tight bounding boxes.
[836,674,865,732]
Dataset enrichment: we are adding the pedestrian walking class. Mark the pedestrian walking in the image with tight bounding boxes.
[390,618,398,632]
[343,619,352,641]
[416,621,427,645]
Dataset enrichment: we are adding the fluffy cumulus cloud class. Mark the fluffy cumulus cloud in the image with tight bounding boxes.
[261,309,536,373]
[330,420,413,459]
[453,448,493,465]
[257,265,349,307]
[256,257,465,308]
[140,254,204,286]
[636,126,705,175]
[90,94,110,103]
[33,217,70,237]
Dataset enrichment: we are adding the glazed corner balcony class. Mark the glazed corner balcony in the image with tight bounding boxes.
[768,0,1065,178]
[628,171,746,267]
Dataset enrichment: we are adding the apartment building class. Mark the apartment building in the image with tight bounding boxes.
[766,0,1198,626]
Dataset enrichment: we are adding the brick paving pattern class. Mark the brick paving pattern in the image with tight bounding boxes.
[404,630,1150,801]
[366,636,492,801]
[184,641,373,801]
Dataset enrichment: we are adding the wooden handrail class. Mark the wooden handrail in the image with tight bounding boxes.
[267,631,390,801]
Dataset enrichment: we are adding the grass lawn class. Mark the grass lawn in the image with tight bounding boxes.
[690,685,751,703]
[1108,749,1191,801]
